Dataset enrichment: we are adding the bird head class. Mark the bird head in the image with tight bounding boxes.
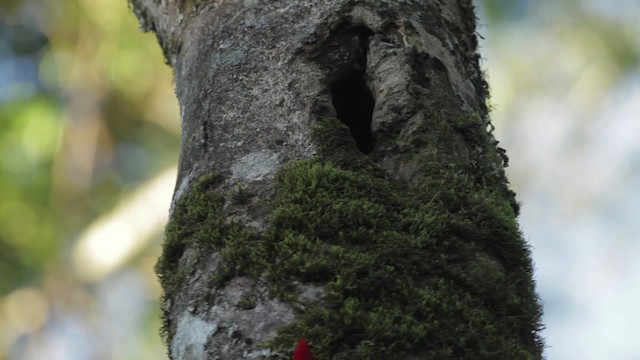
[292,338,315,360]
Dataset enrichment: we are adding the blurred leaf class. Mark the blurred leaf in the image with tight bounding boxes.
[0,236,31,294]
[479,0,532,23]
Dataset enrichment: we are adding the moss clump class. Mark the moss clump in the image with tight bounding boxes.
[157,173,224,295]
[155,172,253,341]
[159,117,543,358]
[264,159,541,359]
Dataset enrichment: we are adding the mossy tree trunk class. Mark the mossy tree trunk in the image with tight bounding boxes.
[129,1,543,359]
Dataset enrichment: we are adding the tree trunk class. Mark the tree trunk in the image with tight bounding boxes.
[129,1,543,359]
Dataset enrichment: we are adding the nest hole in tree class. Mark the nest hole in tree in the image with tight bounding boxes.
[329,27,376,154]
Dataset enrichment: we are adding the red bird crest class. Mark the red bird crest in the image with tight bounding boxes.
[292,338,315,360]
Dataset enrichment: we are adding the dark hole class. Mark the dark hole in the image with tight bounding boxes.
[329,29,376,154]
[330,69,376,154]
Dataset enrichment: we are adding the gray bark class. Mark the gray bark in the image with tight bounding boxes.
[129,1,543,359]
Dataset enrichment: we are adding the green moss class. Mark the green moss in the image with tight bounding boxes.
[264,159,541,359]
[237,292,258,310]
[159,117,543,358]
[157,174,223,291]
[174,0,206,11]
[230,184,253,205]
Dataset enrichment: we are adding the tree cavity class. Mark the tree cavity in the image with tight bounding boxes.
[329,27,375,154]
[309,25,376,154]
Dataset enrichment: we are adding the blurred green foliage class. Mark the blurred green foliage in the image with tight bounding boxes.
[0,0,178,292]
[1,0,178,357]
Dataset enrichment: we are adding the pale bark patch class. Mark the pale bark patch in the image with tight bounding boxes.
[171,311,217,360]
[230,150,280,182]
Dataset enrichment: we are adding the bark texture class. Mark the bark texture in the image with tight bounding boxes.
[129,0,544,359]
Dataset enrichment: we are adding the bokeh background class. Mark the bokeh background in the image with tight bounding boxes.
[0,0,638,359]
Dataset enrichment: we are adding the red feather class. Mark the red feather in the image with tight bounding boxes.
[292,338,315,360]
